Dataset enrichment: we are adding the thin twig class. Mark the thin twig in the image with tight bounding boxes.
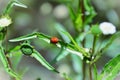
[82,61,86,80]
[80,0,86,79]
[5,30,15,80]
[89,64,92,80]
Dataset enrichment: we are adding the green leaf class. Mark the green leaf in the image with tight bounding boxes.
[9,32,85,59]
[102,32,120,52]
[60,29,80,49]
[55,23,71,43]
[7,45,22,70]
[84,0,91,11]
[8,45,21,53]
[71,54,82,73]
[76,32,87,45]
[51,47,69,64]
[9,32,38,42]
[98,54,120,80]
[55,22,82,46]
[4,0,27,14]
[60,30,90,57]
[13,0,27,8]
[68,4,84,31]
[55,50,69,62]
[75,13,83,30]
[0,28,7,40]
[10,51,23,70]
[16,41,58,73]
[83,0,96,25]
[0,42,21,79]
[31,49,59,73]
[84,11,96,25]
[54,23,71,62]
[67,5,76,21]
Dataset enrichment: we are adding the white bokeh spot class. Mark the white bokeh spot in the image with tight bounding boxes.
[99,22,116,35]
[53,4,68,19]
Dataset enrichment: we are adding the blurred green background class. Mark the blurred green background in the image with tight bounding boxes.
[0,0,120,80]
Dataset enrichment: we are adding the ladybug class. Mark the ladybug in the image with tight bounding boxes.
[50,37,59,44]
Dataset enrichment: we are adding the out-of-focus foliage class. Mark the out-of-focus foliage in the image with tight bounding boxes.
[0,0,120,80]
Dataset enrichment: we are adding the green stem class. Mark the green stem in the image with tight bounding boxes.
[92,36,96,54]
[92,36,98,55]
[0,42,21,80]
[6,54,16,80]
[4,0,27,15]
[4,0,14,14]
[89,64,92,80]
[82,61,86,80]
[79,0,87,79]
[80,0,85,23]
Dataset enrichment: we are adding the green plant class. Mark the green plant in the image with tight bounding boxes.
[0,0,27,80]
[0,0,120,80]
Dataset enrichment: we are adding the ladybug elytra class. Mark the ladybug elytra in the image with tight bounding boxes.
[50,37,59,44]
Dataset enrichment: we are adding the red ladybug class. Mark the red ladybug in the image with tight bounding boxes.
[50,37,59,44]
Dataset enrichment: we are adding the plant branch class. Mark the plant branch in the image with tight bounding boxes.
[89,64,92,80]
[79,0,87,79]
[82,60,86,80]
